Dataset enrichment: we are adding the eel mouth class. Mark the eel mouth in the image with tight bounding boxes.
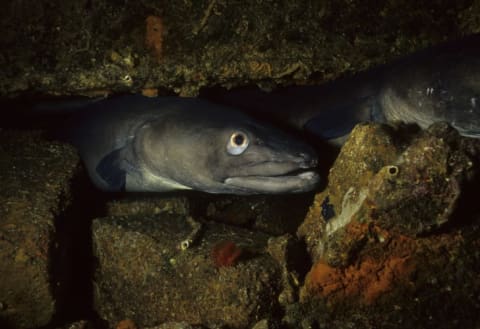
[223,149,320,193]
[224,169,320,194]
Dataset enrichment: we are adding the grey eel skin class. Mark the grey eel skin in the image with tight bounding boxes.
[63,95,319,194]
[212,34,480,146]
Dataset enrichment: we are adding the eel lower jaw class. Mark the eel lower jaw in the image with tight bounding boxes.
[224,170,320,194]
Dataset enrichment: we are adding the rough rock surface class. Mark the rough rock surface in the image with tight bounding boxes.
[299,122,480,263]
[0,130,81,328]
[92,213,283,328]
[295,122,480,328]
[197,194,314,236]
[1,1,479,97]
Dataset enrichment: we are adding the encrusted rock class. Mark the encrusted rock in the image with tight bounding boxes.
[0,130,81,328]
[201,194,313,236]
[107,195,190,217]
[92,214,282,328]
[299,122,479,264]
[296,122,480,327]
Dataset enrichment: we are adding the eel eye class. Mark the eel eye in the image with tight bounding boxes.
[227,131,249,155]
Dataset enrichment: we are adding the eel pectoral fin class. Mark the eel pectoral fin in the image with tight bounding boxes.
[304,112,358,140]
[96,147,129,191]
[303,96,378,144]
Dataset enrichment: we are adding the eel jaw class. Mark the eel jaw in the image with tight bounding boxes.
[224,170,320,194]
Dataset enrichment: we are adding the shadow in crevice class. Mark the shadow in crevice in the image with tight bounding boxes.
[45,167,111,329]
[187,191,317,237]
[436,169,480,235]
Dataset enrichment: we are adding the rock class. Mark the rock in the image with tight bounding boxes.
[92,213,282,328]
[201,194,313,236]
[251,318,277,329]
[145,322,200,329]
[299,122,479,264]
[2,2,477,96]
[294,122,480,328]
[0,130,81,328]
[107,195,190,217]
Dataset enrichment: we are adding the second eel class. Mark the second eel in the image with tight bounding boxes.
[211,34,480,146]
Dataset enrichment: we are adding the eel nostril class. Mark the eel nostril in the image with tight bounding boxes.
[298,152,318,167]
[307,156,318,167]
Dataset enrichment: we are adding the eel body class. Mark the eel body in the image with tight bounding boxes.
[212,34,480,145]
[64,95,319,194]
